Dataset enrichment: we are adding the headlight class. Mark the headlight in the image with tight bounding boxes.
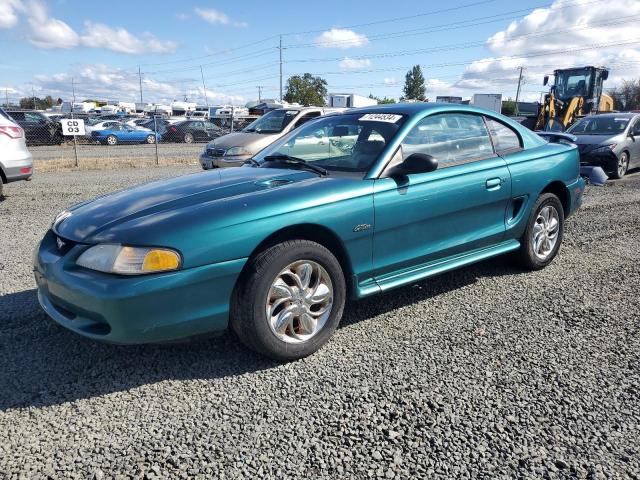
[591,144,616,153]
[76,244,181,275]
[224,146,251,156]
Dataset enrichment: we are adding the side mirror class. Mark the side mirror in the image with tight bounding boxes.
[543,75,549,86]
[602,70,609,81]
[387,153,438,177]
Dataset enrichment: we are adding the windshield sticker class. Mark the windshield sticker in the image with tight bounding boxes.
[359,113,402,123]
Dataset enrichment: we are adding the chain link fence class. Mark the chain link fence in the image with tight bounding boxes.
[5,109,260,170]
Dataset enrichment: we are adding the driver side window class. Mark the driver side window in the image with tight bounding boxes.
[400,113,494,168]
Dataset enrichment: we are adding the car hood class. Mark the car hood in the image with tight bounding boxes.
[207,131,284,154]
[54,167,317,243]
[571,134,625,154]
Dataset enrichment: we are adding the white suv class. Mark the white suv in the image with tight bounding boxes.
[0,107,33,197]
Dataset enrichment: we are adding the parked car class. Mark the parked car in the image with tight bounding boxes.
[0,107,33,197]
[161,120,222,143]
[85,120,149,137]
[200,107,334,169]
[35,104,585,360]
[6,110,63,146]
[125,118,153,129]
[566,112,640,179]
[91,124,159,145]
[138,118,171,132]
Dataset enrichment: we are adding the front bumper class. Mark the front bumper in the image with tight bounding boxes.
[579,150,617,168]
[200,153,251,169]
[1,153,33,182]
[34,230,247,344]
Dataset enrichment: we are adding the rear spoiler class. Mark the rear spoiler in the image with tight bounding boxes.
[536,131,608,186]
[536,131,577,144]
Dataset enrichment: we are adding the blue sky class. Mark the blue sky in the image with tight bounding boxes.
[1,0,639,105]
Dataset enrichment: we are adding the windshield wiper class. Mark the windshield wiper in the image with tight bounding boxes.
[263,154,328,176]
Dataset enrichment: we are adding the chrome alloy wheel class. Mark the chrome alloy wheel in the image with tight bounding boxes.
[266,260,333,344]
[618,153,629,178]
[532,205,560,260]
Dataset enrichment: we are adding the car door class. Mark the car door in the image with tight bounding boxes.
[190,121,205,140]
[629,117,640,167]
[372,112,512,279]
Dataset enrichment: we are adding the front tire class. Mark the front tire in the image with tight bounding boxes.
[608,151,629,179]
[230,240,346,361]
[106,135,118,146]
[517,193,564,270]
[183,132,194,144]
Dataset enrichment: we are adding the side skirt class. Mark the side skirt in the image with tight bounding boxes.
[355,239,520,298]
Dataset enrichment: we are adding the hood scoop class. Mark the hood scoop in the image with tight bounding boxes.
[255,178,295,189]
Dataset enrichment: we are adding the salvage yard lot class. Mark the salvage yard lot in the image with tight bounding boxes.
[1,166,639,478]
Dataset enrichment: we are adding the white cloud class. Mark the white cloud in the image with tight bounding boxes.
[32,64,246,105]
[194,7,247,27]
[383,77,397,85]
[27,0,79,49]
[454,0,640,93]
[338,57,372,70]
[15,0,177,54]
[314,28,369,49]
[0,0,23,29]
[80,22,177,54]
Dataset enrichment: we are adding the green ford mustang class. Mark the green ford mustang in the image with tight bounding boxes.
[34,104,585,360]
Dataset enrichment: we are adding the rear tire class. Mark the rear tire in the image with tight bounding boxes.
[230,240,346,361]
[0,180,3,198]
[146,134,156,144]
[183,132,194,144]
[517,193,564,270]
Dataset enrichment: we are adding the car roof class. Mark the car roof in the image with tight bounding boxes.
[582,112,638,119]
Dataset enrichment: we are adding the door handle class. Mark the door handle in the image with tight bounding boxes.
[485,178,502,190]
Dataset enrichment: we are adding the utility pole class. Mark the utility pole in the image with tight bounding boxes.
[138,65,143,104]
[514,66,524,116]
[32,85,36,110]
[279,35,283,102]
[5,89,8,108]
[200,65,209,107]
[257,86,262,102]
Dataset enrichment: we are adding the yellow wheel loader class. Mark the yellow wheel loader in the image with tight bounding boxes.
[535,66,614,131]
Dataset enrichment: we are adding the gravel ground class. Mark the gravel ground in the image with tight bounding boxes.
[29,143,206,164]
[0,166,639,479]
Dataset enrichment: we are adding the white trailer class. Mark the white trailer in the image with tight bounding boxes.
[471,94,502,113]
[327,93,377,108]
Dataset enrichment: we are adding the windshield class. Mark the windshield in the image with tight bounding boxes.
[243,109,299,134]
[567,116,630,135]
[554,68,592,101]
[254,112,406,174]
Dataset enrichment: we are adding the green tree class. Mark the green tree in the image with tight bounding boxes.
[368,94,396,104]
[609,79,640,111]
[19,96,54,110]
[403,65,426,101]
[284,73,328,106]
[501,99,516,116]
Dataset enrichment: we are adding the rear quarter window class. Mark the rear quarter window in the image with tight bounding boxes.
[485,118,522,154]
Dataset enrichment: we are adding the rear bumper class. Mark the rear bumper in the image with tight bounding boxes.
[1,153,33,182]
[566,176,586,217]
[34,230,246,344]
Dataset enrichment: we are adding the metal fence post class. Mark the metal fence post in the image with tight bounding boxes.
[230,106,234,133]
[153,108,159,166]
